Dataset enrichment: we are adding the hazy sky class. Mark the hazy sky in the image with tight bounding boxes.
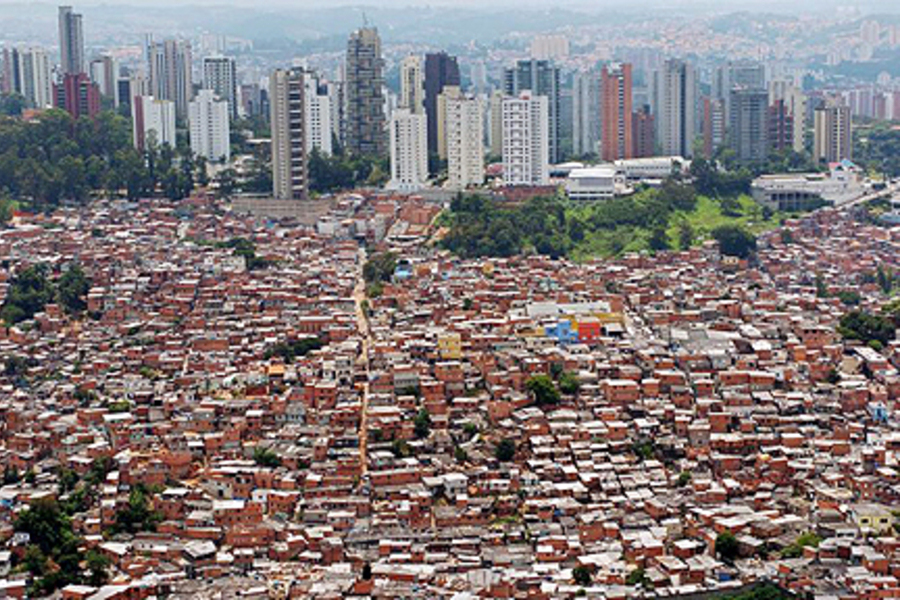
[1,0,898,9]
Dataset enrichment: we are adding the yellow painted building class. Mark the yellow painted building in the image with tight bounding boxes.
[438,332,462,360]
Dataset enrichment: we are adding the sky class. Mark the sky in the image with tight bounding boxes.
[0,0,898,9]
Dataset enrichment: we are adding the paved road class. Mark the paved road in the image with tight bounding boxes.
[353,247,372,478]
[836,183,898,210]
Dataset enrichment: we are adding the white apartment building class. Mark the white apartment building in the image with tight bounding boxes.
[189,89,231,163]
[388,108,428,191]
[304,74,333,156]
[132,95,176,151]
[502,91,549,186]
[445,94,484,190]
[2,47,52,109]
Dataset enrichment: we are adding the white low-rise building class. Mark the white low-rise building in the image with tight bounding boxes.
[614,156,689,181]
[565,166,631,202]
[751,160,865,211]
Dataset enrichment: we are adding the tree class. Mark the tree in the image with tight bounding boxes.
[712,225,757,259]
[56,264,90,315]
[715,531,739,562]
[677,219,694,250]
[23,545,47,576]
[781,531,821,559]
[719,195,742,217]
[815,273,829,298]
[837,310,896,346]
[573,565,592,586]
[525,374,560,407]
[214,168,238,200]
[0,93,26,116]
[454,446,468,463]
[15,498,79,558]
[86,550,110,586]
[391,439,412,458]
[1,264,55,325]
[495,439,516,462]
[648,226,670,252]
[0,108,150,208]
[413,408,432,439]
[263,337,324,363]
[112,485,162,534]
[253,447,281,468]
[876,263,894,295]
[559,371,580,395]
[363,252,397,284]
[626,567,652,588]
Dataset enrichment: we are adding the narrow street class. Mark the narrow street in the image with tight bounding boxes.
[353,247,372,478]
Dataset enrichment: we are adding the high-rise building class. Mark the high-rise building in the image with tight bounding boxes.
[117,71,149,114]
[702,97,726,158]
[768,99,794,155]
[445,94,484,190]
[132,95,176,151]
[504,59,561,162]
[652,59,697,158]
[502,91,549,187]
[632,105,655,158]
[239,83,266,119]
[601,63,634,161]
[572,69,601,157]
[58,6,84,76]
[728,87,769,164]
[345,27,387,158]
[147,38,193,119]
[388,108,428,191]
[269,68,308,201]
[189,89,231,163]
[769,81,806,153]
[89,55,118,103]
[399,55,424,114]
[54,72,100,119]
[304,72,333,156]
[202,56,238,119]
[814,104,852,164]
[436,85,461,160]
[424,52,460,157]
[2,47,53,108]
[715,60,766,124]
[489,90,504,158]
[326,79,345,150]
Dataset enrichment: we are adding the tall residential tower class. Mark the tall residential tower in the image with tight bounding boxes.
[270,68,308,201]
[345,27,387,157]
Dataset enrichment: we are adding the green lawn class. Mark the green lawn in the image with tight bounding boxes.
[568,194,793,261]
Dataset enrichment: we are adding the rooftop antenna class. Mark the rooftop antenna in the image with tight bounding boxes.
[362,11,369,27]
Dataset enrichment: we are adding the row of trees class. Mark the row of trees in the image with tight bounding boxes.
[855,123,900,178]
[308,147,389,194]
[0,109,211,210]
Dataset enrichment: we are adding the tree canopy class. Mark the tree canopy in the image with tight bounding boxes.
[0,263,92,326]
[526,374,561,406]
[712,225,757,259]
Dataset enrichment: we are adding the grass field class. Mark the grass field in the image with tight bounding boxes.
[567,194,793,261]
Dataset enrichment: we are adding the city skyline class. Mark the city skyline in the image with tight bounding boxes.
[0,3,899,599]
